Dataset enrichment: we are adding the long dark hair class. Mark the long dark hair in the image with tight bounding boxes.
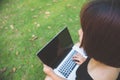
[80,0,120,67]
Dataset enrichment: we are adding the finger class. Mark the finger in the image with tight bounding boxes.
[73,58,80,63]
[43,64,48,68]
[73,56,80,60]
[73,55,81,60]
[43,64,46,67]
[75,61,82,65]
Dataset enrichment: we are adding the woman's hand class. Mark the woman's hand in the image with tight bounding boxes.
[73,41,87,65]
[73,53,86,65]
[43,64,55,76]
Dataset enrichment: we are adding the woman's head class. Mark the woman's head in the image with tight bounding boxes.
[80,0,120,67]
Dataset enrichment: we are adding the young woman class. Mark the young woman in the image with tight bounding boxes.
[43,0,120,80]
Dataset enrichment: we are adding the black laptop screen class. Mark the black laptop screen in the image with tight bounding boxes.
[37,27,74,68]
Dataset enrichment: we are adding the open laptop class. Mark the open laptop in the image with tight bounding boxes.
[37,27,87,80]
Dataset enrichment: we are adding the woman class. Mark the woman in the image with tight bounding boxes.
[43,0,120,80]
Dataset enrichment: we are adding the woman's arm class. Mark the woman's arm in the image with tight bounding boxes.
[72,53,86,65]
[72,42,87,65]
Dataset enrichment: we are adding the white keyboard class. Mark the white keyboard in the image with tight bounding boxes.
[58,50,77,78]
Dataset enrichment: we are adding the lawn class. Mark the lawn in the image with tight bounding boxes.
[0,0,86,80]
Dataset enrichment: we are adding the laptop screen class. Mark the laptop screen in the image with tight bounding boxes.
[37,27,74,68]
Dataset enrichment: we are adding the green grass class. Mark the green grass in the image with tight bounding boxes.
[0,0,86,80]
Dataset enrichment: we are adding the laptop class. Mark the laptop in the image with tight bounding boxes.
[37,27,87,80]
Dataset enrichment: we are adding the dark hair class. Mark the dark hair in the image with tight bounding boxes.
[80,0,120,67]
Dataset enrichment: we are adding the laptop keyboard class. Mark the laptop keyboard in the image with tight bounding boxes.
[58,50,77,78]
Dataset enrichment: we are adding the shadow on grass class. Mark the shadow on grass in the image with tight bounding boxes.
[0,0,10,10]
[0,0,8,5]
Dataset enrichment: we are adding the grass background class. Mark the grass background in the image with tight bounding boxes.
[0,0,86,80]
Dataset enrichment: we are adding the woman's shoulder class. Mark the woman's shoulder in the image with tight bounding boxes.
[88,59,120,80]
